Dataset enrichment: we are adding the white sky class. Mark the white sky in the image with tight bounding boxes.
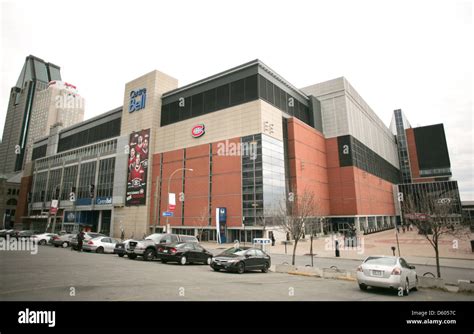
[1,0,473,200]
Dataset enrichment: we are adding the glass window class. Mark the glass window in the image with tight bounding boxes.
[203,89,216,113]
[216,84,230,109]
[266,80,274,105]
[191,93,204,117]
[179,97,192,121]
[230,79,245,105]
[34,60,49,82]
[78,161,96,199]
[244,75,258,101]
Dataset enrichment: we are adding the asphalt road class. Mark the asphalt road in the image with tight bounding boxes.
[0,246,472,301]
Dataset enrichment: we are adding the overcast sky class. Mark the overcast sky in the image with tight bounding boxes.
[1,0,472,199]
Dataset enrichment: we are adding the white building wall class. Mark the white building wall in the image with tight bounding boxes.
[301,77,399,169]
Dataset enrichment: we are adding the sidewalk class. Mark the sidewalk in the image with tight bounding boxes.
[201,228,474,269]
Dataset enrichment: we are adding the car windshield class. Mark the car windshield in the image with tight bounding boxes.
[364,257,397,266]
[145,234,163,242]
[222,247,248,256]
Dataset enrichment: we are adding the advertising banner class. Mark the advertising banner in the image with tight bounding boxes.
[126,129,150,206]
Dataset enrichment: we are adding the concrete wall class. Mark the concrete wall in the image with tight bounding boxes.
[112,70,178,238]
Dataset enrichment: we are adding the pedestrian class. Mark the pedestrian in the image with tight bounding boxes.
[271,233,275,246]
[335,240,340,257]
[402,225,406,233]
[77,230,84,252]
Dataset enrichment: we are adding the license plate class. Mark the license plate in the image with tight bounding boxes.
[371,270,383,277]
[163,250,168,253]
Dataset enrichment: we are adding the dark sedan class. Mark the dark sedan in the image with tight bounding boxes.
[157,242,213,265]
[210,247,271,274]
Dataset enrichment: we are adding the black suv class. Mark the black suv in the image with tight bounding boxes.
[127,233,198,261]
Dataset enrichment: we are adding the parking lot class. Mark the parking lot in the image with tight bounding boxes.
[0,245,472,301]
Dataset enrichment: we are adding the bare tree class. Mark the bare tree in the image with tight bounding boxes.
[195,207,209,242]
[402,192,469,278]
[274,188,318,265]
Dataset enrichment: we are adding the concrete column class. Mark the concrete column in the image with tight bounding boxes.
[97,210,102,234]
[355,217,361,233]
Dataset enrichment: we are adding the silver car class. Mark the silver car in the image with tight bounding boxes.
[356,256,418,295]
[82,237,121,253]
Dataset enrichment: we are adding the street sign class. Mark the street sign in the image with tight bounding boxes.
[253,238,271,245]
[50,200,59,215]
[162,211,173,217]
[168,193,176,212]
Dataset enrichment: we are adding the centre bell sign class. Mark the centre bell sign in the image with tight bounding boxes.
[129,88,147,113]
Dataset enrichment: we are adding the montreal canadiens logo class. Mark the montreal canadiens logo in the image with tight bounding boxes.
[191,124,205,138]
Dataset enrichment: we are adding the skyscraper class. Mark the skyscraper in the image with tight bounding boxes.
[0,55,62,176]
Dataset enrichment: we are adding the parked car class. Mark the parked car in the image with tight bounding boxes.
[70,232,106,250]
[210,247,271,274]
[127,233,198,261]
[158,242,213,265]
[52,234,76,248]
[14,230,37,239]
[30,233,58,245]
[83,237,121,254]
[0,229,15,239]
[114,239,133,257]
[356,256,418,295]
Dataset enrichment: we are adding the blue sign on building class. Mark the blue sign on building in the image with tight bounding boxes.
[163,211,173,217]
[129,88,147,113]
[216,207,227,244]
[75,198,92,206]
[95,197,112,205]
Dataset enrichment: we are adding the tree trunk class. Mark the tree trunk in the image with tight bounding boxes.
[292,239,299,265]
[435,245,441,278]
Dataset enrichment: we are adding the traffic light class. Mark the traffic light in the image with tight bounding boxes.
[89,184,95,198]
[54,186,60,200]
[27,192,32,203]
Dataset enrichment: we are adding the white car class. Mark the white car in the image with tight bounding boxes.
[30,233,58,245]
[82,237,121,254]
[356,256,418,296]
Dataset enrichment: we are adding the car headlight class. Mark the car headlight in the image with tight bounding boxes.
[228,259,240,263]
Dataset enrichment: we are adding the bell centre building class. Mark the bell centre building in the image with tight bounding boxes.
[14,59,461,241]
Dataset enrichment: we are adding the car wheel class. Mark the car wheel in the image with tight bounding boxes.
[359,284,368,291]
[180,256,187,265]
[118,254,124,258]
[206,257,212,265]
[96,247,104,254]
[61,242,68,248]
[161,259,168,264]
[212,267,220,272]
[128,254,137,260]
[237,262,245,274]
[39,240,47,245]
[404,279,410,296]
[412,276,418,291]
[262,262,269,273]
[143,249,155,261]
[54,244,59,248]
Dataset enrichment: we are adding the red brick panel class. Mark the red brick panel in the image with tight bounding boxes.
[406,128,420,178]
[287,118,330,215]
[16,175,33,226]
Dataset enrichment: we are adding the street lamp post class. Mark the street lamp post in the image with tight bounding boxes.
[165,168,193,233]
